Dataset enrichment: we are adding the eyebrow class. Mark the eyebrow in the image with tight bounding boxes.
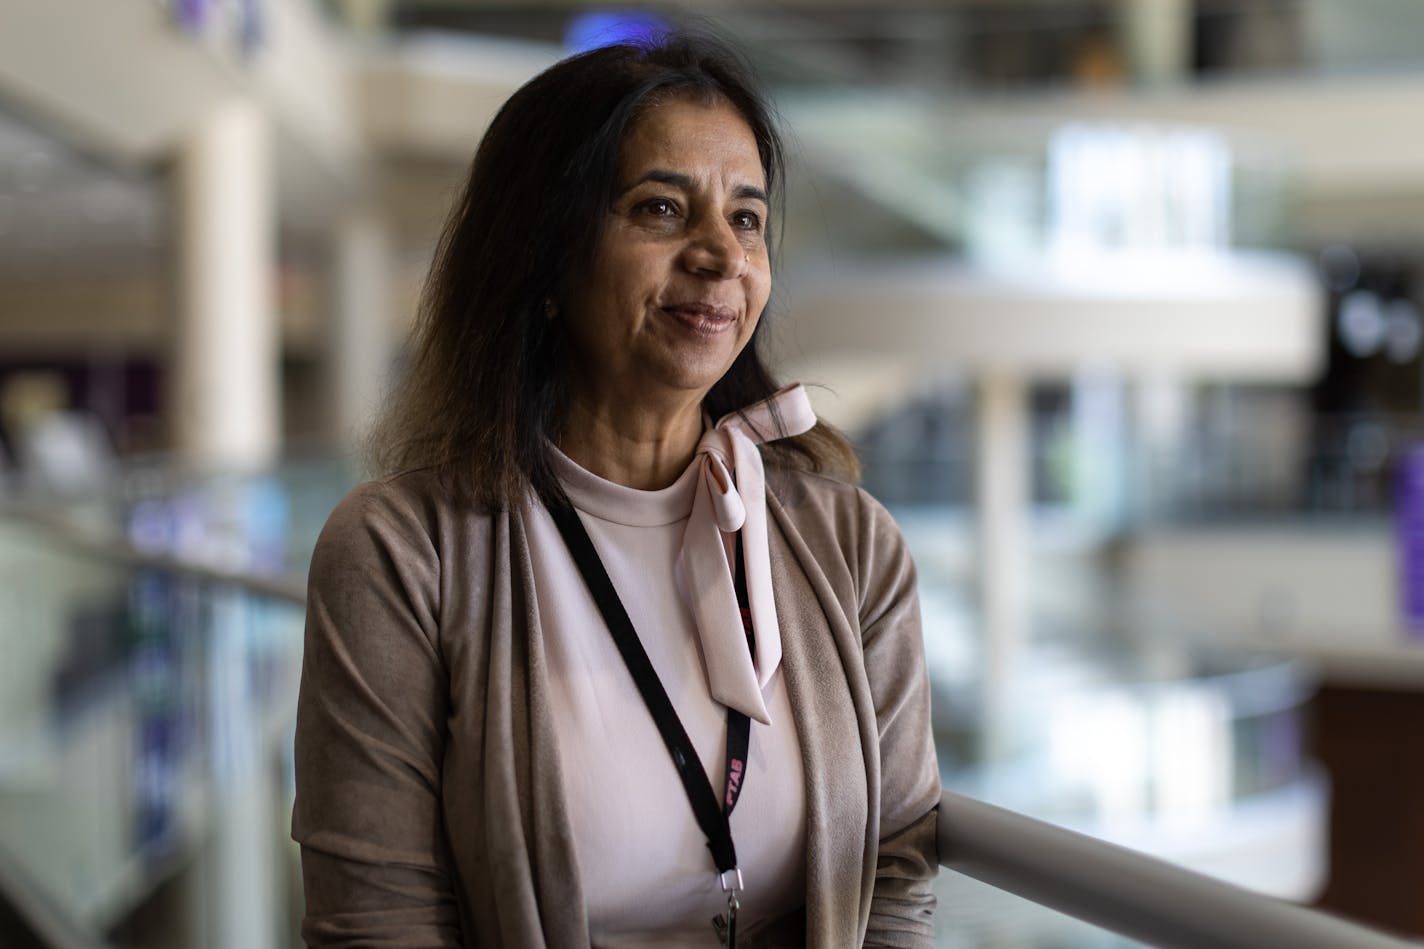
[622,169,769,205]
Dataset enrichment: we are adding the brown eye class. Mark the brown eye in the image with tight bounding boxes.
[731,209,762,231]
[639,198,676,217]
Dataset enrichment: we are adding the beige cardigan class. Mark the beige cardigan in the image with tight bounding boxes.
[292,464,941,948]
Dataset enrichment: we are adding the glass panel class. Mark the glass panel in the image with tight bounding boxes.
[897,503,1328,947]
[0,512,306,947]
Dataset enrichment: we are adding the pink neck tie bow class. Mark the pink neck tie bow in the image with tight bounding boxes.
[676,383,818,725]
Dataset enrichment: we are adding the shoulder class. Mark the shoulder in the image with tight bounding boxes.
[766,466,912,597]
[311,467,498,582]
[767,465,901,544]
[318,468,439,550]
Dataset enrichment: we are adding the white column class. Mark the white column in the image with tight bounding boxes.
[1119,0,1192,86]
[330,208,394,456]
[336,0,394,34]
[1132,374,1190,520]
[1072,372,1128,530]
[976,371,1029,758]
[205,587,281,949]
[172,99,279,472]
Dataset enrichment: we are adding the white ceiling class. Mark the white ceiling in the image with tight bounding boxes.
[6,0,1424,279]
[0,108,163,278]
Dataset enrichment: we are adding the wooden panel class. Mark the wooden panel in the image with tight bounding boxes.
[1310,684,1424,937]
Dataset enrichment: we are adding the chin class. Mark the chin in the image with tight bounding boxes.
[645,357,738,400]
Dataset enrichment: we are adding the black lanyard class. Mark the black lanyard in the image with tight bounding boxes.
[544,498,754,946]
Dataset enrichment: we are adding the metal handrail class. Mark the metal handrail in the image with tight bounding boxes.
[0,503,306,604]
[938,789,1420,949]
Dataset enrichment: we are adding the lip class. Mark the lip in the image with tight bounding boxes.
[660,302,738,336]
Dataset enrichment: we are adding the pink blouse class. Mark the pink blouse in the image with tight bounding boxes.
[525,385,816,946]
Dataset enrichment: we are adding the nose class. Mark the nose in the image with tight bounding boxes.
[681,214,747,279]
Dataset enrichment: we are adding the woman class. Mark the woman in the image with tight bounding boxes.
[292,33,939,948]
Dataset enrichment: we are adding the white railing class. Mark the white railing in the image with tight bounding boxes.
[938,789,1420,949]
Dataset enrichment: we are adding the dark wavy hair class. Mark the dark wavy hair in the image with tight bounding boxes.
[370,32,858,509]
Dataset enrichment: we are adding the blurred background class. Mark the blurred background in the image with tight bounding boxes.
[3,1,1424,946]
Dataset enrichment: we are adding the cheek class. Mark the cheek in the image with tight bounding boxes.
[600,246,668,308]
[748,274,772,322]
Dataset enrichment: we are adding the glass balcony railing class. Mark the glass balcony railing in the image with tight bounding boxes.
[0,504,307,947]
[0,458,1402,948]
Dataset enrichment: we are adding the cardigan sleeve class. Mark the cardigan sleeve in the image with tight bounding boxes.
[290,481,463,948]
[855,489,941,948]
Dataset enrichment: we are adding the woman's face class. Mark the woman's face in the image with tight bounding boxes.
[560,94,771,409]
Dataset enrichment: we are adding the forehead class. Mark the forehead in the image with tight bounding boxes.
[618,95,766,185]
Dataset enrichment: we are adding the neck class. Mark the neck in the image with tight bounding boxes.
[558,395,705,490]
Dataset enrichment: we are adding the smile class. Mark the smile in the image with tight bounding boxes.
[660,303,738,337]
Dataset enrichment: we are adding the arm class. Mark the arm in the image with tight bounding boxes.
[856,490,941,948]
[291,482,463,948]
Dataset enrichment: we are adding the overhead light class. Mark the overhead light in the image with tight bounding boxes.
[565,11,671,55]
